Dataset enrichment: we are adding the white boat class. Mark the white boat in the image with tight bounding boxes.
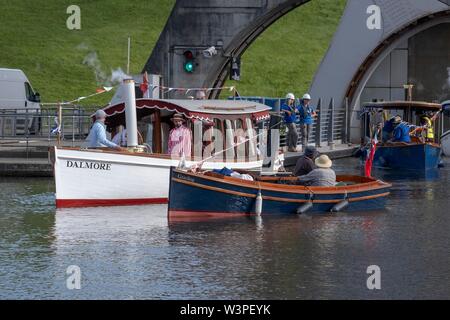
[52,81,274,208]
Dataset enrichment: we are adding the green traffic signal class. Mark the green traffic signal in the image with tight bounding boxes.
[183,50,195,73]
[184,61,194,73]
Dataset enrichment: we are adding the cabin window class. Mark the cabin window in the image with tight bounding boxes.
[245,118,257,159]
[193,120,203,160]
[24,82,34,101]
[224,119,235,160]
[202,118,223,161]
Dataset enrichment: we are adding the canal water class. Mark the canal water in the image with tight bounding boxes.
[0,158,449,299]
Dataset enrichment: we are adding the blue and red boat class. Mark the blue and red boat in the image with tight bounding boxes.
[168,168,391,217]
[373,142,441,170]
[362,101,443,171]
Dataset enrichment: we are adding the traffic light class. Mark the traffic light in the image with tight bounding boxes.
[230,57,241,81]
[183,50,195,73]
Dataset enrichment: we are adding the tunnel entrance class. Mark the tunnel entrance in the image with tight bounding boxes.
[345,11,450,140]
[359,23,450,105]
[408,23,450,102]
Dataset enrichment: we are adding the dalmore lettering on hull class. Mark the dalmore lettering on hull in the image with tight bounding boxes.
[66,160,112,171]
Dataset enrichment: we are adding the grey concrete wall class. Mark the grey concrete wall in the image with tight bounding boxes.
[309,0,449,142]
[360,40,409,105]
[408,23,450,103]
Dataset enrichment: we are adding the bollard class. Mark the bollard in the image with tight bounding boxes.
[328,98,335,150]
[315,98,322,148]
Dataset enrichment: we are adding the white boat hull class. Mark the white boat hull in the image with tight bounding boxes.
[53,147,263,208]
[442,130,450,156]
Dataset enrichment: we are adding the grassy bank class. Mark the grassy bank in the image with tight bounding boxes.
[0,0,346,107]
[226,0,347,98]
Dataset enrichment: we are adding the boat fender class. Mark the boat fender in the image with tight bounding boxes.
[330,199,349,213]
[297,201,313,214]
[255,191,263,215]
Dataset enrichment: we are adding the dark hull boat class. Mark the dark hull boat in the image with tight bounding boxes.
[361,100,443,172]
[373,143,441,170]
[168,168,391,217]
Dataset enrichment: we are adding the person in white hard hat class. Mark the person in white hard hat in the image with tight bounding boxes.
[281,93,299,152]
[298,93,317,149]
[86,109,123,150]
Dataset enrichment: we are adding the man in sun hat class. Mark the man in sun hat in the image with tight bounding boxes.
[168,113,192,157]
[297,154,336,187]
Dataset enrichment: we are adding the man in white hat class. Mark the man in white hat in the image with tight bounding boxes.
[298,93,317,149]
[168,113,192,157]
[297,154,336,187]
[86,109,123,150]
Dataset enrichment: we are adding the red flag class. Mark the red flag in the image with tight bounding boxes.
[364,139,377,177]
[140,71,149,97]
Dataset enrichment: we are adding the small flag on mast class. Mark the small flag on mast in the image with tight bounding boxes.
[140,71,149,97]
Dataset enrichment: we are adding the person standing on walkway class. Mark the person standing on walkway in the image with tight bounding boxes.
[281,93,299,152]
[298,93,317,149]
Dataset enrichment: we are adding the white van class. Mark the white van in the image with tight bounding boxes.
[0,68,41,135]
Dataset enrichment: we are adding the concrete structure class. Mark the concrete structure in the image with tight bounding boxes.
[144,0,449,141]
[310,0,450,141]
[143,0,311,98]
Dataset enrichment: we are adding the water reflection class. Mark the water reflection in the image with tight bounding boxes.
[0,158,450,299]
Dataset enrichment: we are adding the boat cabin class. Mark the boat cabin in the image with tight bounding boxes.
[361,100,443,144]
[97,99,271,161]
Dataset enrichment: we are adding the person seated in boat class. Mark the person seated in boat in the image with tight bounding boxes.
[382,116,399,142]
[390,117,414,143]
[86,110,123,150]
[419,112,435,143]
[297,155,336,187]
[112,127,127,147]
[111,127,144,147]
[353,137,371,165]
[168,113,192,158]
[293,146,318,176]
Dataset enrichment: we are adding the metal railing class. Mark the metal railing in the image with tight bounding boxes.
[0,106,93,152]
[234,96,351,148]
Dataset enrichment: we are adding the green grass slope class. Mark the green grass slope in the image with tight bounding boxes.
[226,0,347,98]
[0,0,346,107]
[0,0,175,106]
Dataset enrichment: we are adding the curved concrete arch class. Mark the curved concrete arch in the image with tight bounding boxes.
[207,0,310,98]
[347,11,450,108]
[308,0,449,141]
[143,0,311,98]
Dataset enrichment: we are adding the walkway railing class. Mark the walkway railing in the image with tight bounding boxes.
[0,106,93,153]
[231,96,351,148]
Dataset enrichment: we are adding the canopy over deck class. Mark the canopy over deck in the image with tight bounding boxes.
[96,99,271,127]
[362,100,442,111]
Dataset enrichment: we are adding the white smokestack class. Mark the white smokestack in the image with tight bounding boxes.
[123,79,138,148]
